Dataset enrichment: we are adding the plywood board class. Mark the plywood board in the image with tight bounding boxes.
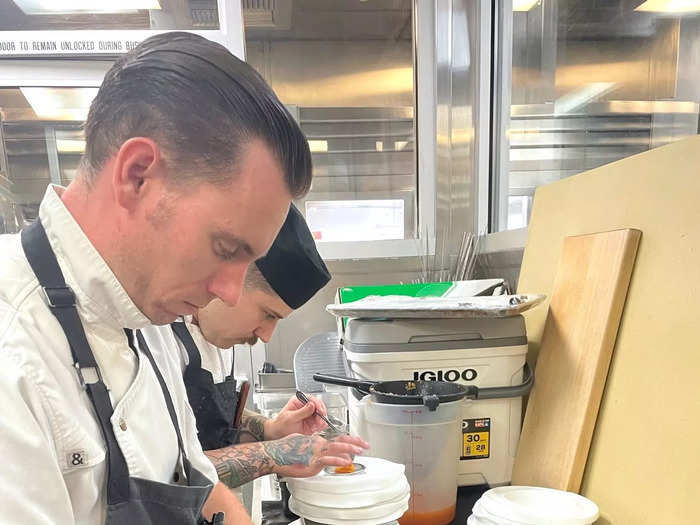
[516,135,700,524]
[512,229,641,491]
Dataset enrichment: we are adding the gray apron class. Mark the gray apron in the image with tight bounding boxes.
[172,322,239,451]
[21,219,224,525]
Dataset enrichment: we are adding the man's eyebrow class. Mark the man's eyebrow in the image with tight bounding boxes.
[266,307,284,319]
[213,232,255,257]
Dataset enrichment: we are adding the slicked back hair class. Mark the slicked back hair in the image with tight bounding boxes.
[80,32,312,198]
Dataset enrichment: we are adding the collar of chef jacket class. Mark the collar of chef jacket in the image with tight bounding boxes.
[39,184,151,330]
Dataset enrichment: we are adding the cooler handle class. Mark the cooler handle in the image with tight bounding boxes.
[473,362,534,400]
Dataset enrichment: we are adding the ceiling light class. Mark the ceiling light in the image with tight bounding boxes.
[56,139,86,153]
[20,87,98,121]
[513,0,540,11]
[635,0,700,12]
[308,140,328,153]
[13,0,161,15]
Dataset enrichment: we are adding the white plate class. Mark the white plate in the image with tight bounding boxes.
[289,491,409,521]
[476,486,599,525]
[285,457,406,495]
[290,478,410,508]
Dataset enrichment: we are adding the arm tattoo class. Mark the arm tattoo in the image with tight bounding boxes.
[206,443,273,489]
[262,435,314,466]
[206,434,319,488]
[237,409,267,443]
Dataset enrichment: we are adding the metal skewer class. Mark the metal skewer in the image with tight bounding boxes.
[296,390,344,435]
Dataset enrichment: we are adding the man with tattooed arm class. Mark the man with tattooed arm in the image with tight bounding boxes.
[141,204,369,499]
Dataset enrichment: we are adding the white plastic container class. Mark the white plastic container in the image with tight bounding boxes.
[285,456,409,525]
[364,397,461,525]
[344,316,529,487]
[470,486,600,525]
[300,521,399,525]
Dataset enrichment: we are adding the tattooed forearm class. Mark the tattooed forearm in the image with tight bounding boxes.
[206,434,325,488]
[262,435,317,466]
[237,409,268,443]
[206,443,274,489]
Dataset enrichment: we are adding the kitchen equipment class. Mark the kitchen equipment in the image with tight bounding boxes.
[295,390,345,434]
[233,380,250,429]
[339,315,534,487]
[469,486,600,525]
[312,373,471,410]
[512,229,641,492]
[363,397,462,525]
[285,456,409,525]
[256,370,296,392]
[294,332,349,394]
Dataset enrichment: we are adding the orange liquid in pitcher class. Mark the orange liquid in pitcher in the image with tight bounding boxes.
[398,504,456,525]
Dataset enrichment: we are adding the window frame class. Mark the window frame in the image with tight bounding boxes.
[308,0,437,261]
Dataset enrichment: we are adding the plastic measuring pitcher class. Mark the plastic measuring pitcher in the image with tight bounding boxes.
[363,397,462,525]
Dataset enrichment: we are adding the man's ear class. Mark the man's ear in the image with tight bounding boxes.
[111,137,162,211]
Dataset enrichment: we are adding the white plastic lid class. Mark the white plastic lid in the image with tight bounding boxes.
[285,456,405,495]
[475,486,600,525]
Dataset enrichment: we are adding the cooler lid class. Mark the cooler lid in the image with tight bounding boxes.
[344,316,526,353]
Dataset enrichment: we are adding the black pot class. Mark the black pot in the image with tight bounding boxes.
[312,373,473,411]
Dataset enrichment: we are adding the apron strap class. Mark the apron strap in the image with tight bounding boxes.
[21,219,131,505]
[172,321,236,379]
[21,220,100,376]
[134,329,194,479]
[171,321,202,370]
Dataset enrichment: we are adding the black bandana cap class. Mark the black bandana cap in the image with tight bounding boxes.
[255,205,331,309]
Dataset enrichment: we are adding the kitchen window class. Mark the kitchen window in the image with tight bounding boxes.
[491,0,700,231]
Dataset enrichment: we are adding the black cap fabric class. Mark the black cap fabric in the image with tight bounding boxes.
[255,205,331,309]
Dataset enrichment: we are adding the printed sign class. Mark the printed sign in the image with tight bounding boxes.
[0,30,233,57]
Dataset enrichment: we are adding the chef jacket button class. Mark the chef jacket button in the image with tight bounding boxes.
[119,418,127,431]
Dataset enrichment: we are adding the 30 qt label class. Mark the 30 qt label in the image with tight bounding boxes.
[461,418,490,460]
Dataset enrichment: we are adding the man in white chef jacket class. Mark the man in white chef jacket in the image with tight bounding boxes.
[142,204,369,491]
[0,32,313,524]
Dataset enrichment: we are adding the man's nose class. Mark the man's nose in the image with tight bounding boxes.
[254,319,279,343]
[207,263,248,307]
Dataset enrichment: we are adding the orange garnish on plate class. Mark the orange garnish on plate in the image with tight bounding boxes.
[334,464,356,474]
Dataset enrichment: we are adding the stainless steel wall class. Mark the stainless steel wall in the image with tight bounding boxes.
[260,0,485,368]
[498,0,700,230]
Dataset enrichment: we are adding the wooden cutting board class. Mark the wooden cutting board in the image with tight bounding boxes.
[511,228,641,492]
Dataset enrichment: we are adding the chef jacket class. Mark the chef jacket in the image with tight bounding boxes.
[0,185,217,524]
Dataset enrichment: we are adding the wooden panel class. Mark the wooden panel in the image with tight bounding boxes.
[517,135,700,524]
[512,229,641,492]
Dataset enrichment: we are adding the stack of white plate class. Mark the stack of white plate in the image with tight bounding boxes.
[285,456,409,525]
[469,486,599,525]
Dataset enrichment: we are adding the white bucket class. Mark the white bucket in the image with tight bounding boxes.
[299,520,399,525]
[470,486,599,525]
